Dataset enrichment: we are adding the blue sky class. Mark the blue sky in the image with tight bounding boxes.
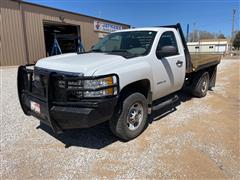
[25,0,239,37]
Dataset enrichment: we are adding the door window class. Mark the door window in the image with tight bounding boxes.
[156,31,179,56]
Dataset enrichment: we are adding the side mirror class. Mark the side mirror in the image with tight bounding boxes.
[91,45,95,49]
[156,46,178,58]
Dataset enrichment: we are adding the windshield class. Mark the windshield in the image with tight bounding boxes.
[92,31,157,58]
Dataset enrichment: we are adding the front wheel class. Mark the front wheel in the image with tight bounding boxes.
[109,93,148,141]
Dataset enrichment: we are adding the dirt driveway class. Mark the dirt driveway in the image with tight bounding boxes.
[1,58,239,179]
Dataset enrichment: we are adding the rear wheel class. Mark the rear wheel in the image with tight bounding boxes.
[191,72,210,98]
[110,93,148,141]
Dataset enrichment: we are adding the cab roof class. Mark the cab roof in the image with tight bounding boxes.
[115,27,174,33]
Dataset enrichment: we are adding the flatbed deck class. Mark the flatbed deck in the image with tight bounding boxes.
[189,53,221,73]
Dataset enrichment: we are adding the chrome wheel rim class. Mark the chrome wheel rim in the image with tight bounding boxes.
[201,76,208,92]
[127,102,143,131]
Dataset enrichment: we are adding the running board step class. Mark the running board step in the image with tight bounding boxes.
[152,95,179,111]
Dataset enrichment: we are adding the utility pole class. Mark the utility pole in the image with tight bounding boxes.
[232,9,236,41]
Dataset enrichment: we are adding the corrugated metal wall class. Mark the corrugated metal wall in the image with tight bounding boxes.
[0,1,2,65]
[1,0,27,66]
[24,11,45,64]
[0,0,129,66]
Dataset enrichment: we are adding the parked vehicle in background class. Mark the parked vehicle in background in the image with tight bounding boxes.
[18,23,221,140]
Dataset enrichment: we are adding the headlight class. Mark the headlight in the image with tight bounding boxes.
[84,76,117,97]
[84,76,113,89]
[56,75,118,99]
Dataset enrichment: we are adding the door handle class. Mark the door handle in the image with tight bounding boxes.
[176,60,183,67]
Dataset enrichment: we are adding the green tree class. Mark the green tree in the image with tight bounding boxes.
[233,31,240,50]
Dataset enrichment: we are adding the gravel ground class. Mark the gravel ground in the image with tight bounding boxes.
[0,58,239,179]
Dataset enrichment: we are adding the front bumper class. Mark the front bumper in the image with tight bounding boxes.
[18,65,119,134]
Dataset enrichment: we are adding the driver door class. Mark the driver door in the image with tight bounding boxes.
[152,30,185,99]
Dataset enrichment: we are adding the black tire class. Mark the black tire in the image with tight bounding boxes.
[191,72,210,98]
[109,93,148,141]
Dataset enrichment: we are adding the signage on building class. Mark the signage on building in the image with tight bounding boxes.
[94,20,122,33]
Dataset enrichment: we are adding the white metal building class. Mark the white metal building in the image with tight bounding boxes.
[187,39,230,54]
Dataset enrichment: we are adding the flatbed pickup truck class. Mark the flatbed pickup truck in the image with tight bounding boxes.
[18,23,221,140]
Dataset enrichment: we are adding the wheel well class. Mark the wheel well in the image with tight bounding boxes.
[119,79,151,99]
[188,65,217,86]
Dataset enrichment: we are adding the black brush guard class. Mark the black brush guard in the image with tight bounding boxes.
[17,65,119,134]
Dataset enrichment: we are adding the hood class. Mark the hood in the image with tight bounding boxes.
[35,53,126,76]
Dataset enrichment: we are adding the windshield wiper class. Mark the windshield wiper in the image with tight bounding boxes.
[91,49,103,52]
[91,49,136,59]
[107,50,138,59]
[109,50,130,53]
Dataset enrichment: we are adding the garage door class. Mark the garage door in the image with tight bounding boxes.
[43,22,81,56]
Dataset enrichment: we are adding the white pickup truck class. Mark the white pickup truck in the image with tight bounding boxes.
[18,24,221,140]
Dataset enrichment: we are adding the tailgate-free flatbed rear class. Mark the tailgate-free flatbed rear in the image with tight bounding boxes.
[189,53,221,73]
